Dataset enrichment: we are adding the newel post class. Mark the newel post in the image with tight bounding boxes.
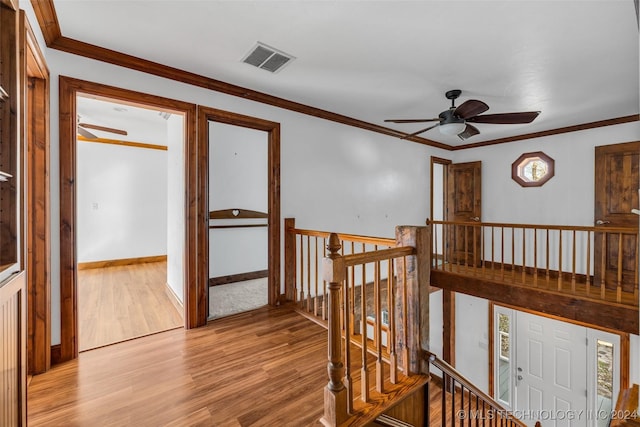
[320,233,349,427]
[284,218,296,301]
[395,225,431,375]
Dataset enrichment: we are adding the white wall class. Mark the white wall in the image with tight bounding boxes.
[208,122,268,278]
[76,141,167,262]
[451,122,640,225]
[166,114,185,302]
[455,293,490,392]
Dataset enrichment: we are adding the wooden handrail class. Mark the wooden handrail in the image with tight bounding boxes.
[342,246,415,267]
[289,227,396,246]
[431,219,637,234]
[424,350,528,427]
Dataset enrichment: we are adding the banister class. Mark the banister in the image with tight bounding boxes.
[289,227,396,246]
[431,219,637,234]
[342,246,415,267]
[424,350,528,427]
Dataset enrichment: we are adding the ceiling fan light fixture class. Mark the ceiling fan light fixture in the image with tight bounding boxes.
[439,121,466,135]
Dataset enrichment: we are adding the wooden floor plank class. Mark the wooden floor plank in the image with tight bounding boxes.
[28,307,329,426]
[78,261,183,351]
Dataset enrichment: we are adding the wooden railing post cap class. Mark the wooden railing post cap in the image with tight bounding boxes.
[327,233,341,258]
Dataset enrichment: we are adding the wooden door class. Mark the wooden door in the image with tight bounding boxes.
[594,141,640,292]
[446,161,482,266]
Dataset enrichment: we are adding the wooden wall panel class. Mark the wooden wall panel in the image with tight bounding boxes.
[0,272,27,427]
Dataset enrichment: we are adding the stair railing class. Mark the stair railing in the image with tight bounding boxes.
[320,226,430,427]
[425,350,528,427]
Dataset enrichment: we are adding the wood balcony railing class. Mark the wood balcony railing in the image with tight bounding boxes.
[430,219,639,305]
[284,218,395,322]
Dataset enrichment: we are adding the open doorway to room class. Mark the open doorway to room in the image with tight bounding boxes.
[75,95,183,351]
[207,122,269,319]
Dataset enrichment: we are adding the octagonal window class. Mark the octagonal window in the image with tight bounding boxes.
[511,151,554,187]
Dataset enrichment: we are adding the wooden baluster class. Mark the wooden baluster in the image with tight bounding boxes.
[323,237,327,320]
[343,264,353,414]
[545,229,550,287]
[314,236,319,316]
[511,228,515,280]
[299,234,304,305]
[635,232,639,300]
[401,256,409,373]
[388,257,397,384]
[491,226,495,277]
[617,232,623,303]
[600,232,607,300]
[350,242,355,336]
[441,373,447,427]
[375,260,384,393]
[481,223,485,276]
[284,218,296,301]
[557,230,563,291]
[433,222,439,269]
[465,224,469,268]
[586,230,591,295]
[361,260,370,402]
[521,227,526,285]
[501,227,505,281]
[533,227,538,287]
[571,230,576,293]
[307,235,311,312]
[321,233,348,426]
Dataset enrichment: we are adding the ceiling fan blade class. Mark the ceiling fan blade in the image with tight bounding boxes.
[458,124,480,140]
[401,123,439,140]
[454,99,489,119]
[467,111,540,124]
[384,118,440,123]
[78,122,128,136]
[77,127,98,139]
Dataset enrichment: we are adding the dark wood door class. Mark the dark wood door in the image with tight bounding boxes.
[446,161,482,266]
[594,141,640,292]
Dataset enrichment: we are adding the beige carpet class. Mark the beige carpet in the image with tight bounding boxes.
[208,278,268,319]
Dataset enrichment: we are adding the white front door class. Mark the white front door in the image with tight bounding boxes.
[515,311,588,427]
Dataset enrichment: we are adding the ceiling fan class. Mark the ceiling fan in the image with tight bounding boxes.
[385,89,540,140]
[77,116,128,139]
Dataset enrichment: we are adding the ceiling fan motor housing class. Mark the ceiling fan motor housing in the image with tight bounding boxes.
[439,108,464,125]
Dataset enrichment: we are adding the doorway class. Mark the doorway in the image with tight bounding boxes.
[207,121,269,319]
[75,95,183,351]
[494,306,622,427]
[58,77,198,362]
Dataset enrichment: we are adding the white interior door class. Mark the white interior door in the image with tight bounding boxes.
[515,311,588,427]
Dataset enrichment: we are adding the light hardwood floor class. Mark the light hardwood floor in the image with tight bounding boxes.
[78,261,183,351]
[28,306,328,426]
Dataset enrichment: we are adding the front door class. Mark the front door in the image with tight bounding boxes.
[446,161,482,266]
[594,141,640,292]
[515,311,588,427]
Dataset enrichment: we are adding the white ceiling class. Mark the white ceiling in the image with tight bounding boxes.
[57,0,639,147]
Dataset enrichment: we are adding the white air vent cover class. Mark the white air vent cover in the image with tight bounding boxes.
[242,42,294,73]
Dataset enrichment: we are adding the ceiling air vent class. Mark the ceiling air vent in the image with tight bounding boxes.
[242,42,294,73]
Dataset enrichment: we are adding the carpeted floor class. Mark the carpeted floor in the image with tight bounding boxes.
[208,277,268,319]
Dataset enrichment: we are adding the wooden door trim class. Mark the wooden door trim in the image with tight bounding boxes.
[58,76,198,362]
[492,301,630,391]
[429,156,451,222]
[22,12,51,374]
[197,106,281,313]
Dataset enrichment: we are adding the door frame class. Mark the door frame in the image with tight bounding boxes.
[58,76,198,362]
[197,106,280,308]
[490,303,629,414]
[22,13,51,374]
